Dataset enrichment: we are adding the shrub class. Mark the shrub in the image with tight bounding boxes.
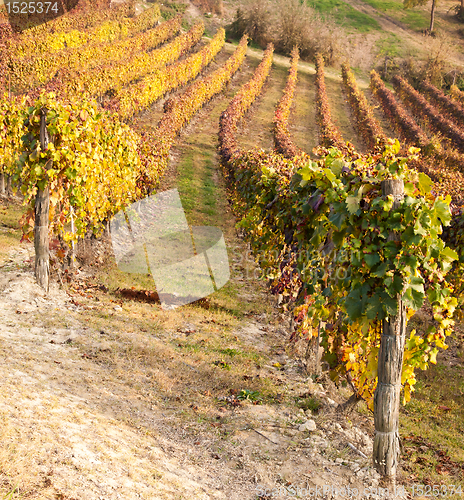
[227,0,342,64]
[228,0,272,47]
[192,0,224,16]
[386,33,456,88]
[274,0,341,64]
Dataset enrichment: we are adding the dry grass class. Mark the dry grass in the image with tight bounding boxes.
[324,77,366,153]
[0,263,290,499]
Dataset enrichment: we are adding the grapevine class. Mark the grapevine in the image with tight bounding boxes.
[218,44,274,165]
[0,92,28,180]
[341,63,386,152]
[137,35,249,194]
[273,46,303,158]
[11,8,175,92]
[225,143,457,410]
[1,1,139,92]
[5,1,155,60]
[315,54,349,154]
[393,75,464,154]
[370,70,428,149]
[15,92,142,243]
[2,0,129,37]
[47,15,196,102]
[371,71,464,199]
[110,26,225,120]
[421,80,464,127]
[450,84,464,106]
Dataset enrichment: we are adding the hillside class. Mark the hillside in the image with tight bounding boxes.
[217,0,464,75]
[0,0,464,499]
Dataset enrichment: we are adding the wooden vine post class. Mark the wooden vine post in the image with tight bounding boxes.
[1,72,11,196]
[34,108,51,292]
[373,178,406,490]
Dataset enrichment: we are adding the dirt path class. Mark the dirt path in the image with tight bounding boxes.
[346,0,419,35]
[289,70,319,156]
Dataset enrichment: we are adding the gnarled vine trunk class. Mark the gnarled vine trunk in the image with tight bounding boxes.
[373,179,406,490]
[34,108,51,292]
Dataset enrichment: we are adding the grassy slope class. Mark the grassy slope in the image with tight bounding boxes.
[289,69,319,155]
[308,0,381,33]
[361,0,438,31]
[308,0,460,36]
[238,62,289,152]
[1,2,464,495]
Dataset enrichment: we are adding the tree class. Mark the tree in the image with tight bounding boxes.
[403,0,437,33]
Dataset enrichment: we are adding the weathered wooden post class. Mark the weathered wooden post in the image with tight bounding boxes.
[383,56,389,80]
[373,178,406,490]
[34,108,51,292]
[69,205,76,268]
[2,76,11,197]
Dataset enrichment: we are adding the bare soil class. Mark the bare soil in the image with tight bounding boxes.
[0,235,399,500]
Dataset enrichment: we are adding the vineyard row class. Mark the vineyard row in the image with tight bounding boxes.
[393,75,464,154]
[421,80,464,128]
[110,26,225,120]
[12,9,176,92]
[219,44,274,164]
[341,64,386,152]
[315,55,348,154]
[54,17,201,102]
[0,0,126,38]
[5,2,159,61]
[273,47,302,159]
[138,35,249,193]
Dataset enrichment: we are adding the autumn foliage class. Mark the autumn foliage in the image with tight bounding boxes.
[273,46,303,158]
[341,63,386,152]
[219,44,274,164]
